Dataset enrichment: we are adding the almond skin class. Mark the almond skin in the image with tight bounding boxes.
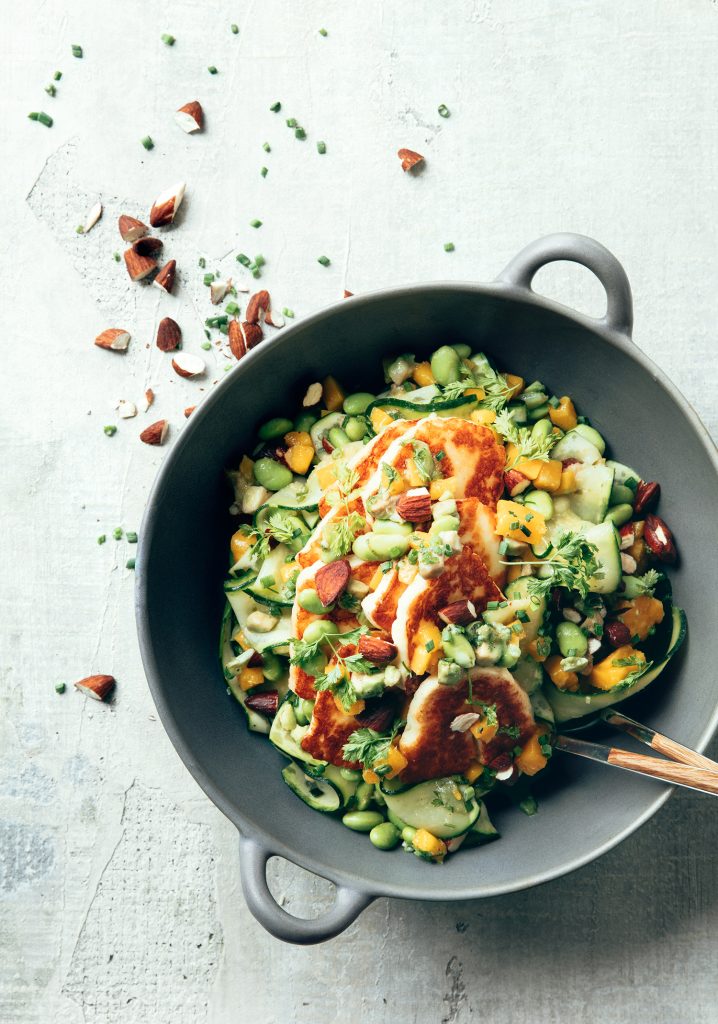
[504,469,531,497]
[124,248,157,281]
[94,328,130,352]
[241,321,263,350]
[358,634,398,665]
[396,491,432,521]
[644,513,677,563]
[184,406,196,418]
[438,600,476,627]
[245,290,270,324]
[315,559,351,606]
[228,320,246,360]
[118,214,148,242]
[175,100,204,133]
[397,147,424,172]
[244,690,279,717]
[74,674,115,701]
[132,236,163,256]
[634,480,660,515]
[171,353,205,378]
[156,317,181,352]
[149,182,186,228]
[153,259,176,294]
[140,419,169,446]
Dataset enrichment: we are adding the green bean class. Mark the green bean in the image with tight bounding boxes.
[430,345,461,386]
[344,416,367,442]
[294,411,318,433]
[369,821,400,850]
[531,418,553,442]
[354,782,375,811]
[604,503,633,527]
[450,343,472,360]
[524,489,554,520]
[343,392,375,415]
[610,482,635,506]
[261,651,284,681]
[573,423,606,454]
[342,810,384,832]
[254,457,294,491]
[401,825,417,845]
[328,426,350,449]
[297,588,333,613]
[353,532,411,561]
[302,619,337,646]
[555,621,588,658]
[372,520,414,536]
[258,417,293,441]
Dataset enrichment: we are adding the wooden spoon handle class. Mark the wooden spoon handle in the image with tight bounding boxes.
[607,749,718,795]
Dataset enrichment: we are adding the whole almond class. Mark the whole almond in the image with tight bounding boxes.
[605,621,632,648]
[358,634,398,665]
[396,489,432,522]
[156,317,181,352]
[175,100,204,134]
[153,259,176,294]
[74,674,115,701]
[315,558,351,606]
[228,319,246,361]
[140,419,169,446]
[118,214,148,242]
[94,328,130,352]
[149,182,186,227]
[241,321,263,350]
[397,147,424,172]
[644,513,677,563]
[245,690,279,717]
[634,480,660,515]
[246,290,270,324]
[132,236,163,256]
[124,248,157,281]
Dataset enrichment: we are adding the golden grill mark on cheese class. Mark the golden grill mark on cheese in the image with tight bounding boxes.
[301,690,363,766]
[408,417,505,506]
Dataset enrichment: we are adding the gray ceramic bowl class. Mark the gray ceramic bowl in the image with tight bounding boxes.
[136,233,718,944]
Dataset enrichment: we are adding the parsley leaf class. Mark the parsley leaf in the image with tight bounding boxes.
[342,719,404,768]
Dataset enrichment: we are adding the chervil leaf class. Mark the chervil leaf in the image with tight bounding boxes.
[323,511,366,560]
[628,569,662,596]
[494,408,556,463]
[526,531,602,599]
[473,365,514,412]
[342,719,404,768]
[266,509,302,545]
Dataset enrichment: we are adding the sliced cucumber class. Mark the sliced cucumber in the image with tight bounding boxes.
[504,576,547,643]
[246,543,294,606]
[569,463,615,524]
[545,604,686,722]
[219,601,270,734]
[269,699,324,766]
[530,688,555,725]
[512,655,543,695]
[305,763,359,808]
[383,776,480,839]
[583,521,621,594]
[310,412,347,455]
[227,589,293,652]
[260,470,323,511]
[282,762,341,813]
[552,429,602,466]
[606,459,640,490]
[223,569,257,592]
[461,801,500,848]
[366,385,478,421]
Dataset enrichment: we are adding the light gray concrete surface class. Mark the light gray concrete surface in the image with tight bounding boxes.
[2,1,718,1021]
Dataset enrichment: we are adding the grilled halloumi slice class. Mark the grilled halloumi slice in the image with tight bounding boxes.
[300,690,361,766]
[398,667,535,784]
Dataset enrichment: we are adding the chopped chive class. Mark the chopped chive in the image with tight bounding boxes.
[55,682,66,694]
[260,165,268,178]
[225,301,240,315]
[141,135,154,150]
[208,65,218,74]
[205,315,228,328]
[509,521,520,530]
[262,141,271,152]
[103,425,117,437]
[317,255,331,267]
[45,84,57,97]
[498,540,508,555]
[198,256,206,268]
[219,322,229,335]
[28,111,53,127]
[524,511,534,522]
[438,104,450,118]
[317,140,326,154]
[250,219,262,228]
[520,525,531,537]
[286,117,297,127]
[231,23,239,34]
[294,126,306,140]
[444,242,455,252]
[97,534,106,545]
[319,27,328,36]
[161,33,175,45]
[126,558,136,570]
[113,251,121,262]
[71,44,83,58]
[270,101,281,112]
[516,610,530,623]
[425,639,435,652]
[282,307,295,318]
[548,395,560,408]
[113,527,123,540]
[201,341,212,351]
[254,254,266,267]
[127,532,138,543]
[54,71,62,80]
[203,272,215,286]
[486,600,499,610]
[236,253,250,266]
[251,265,261,278]
[436,449,446,460]
[75,225,84,234]
[511,622,523,634]
[499,600,509,608]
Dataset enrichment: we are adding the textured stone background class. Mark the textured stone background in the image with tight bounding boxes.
[2,1,718,1021]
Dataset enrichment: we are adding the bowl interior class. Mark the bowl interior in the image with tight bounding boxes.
[137,285,718,900]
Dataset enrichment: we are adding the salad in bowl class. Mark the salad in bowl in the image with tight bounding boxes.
[219,344,685,863]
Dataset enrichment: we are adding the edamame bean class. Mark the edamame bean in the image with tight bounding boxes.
[524,489,554,520]
[369,822,400,850]
[261,651,284,682]
[294,411,318,433]
[343,392,375,416]
[372,520,414,536]
[401,825,417,845]
[610,482,635,506]
[254,457,293,492]
[302,618,337,646]
[298,588,333,613]
[344,416,367,442]
[342,810,385,832]
[354,782,375,811]
[430,345,461,386]
[604,503,633,527]
[258,417,293,441]
[531,418,553,443]
[450,343,472,360]
[574,423,606,454]
[300,699,315,723]
[340,767,362,781]
[555,621,588,658]
[328,426,350,450]
[353,532,411,561]
[527,402,550,421]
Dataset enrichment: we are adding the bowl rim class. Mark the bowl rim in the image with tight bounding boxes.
[136,276,718,902]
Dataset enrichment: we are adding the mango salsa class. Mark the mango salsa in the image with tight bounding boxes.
[495,499,546,547]
[590,645,646,691]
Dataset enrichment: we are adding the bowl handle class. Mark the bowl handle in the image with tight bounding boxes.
[238,833,374,944]
[497,232,634,339]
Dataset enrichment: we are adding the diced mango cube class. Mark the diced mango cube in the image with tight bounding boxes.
[555,467,578,495]
[463,387,486,402]
[231,528,257,563]
[334,694,366,716]
[549,396,577,431]
[471,409,497,426]
[238,667,264,692]
[284,430,312,448]
[590,645,646,691]
[315,462,338,489]
[544,654,579,691]
[412,361,435,387]
[362,769,380,784]
[322,375,345,412]
[413,829,447,858]
[533,459,563,492]
[516,726,550,776]
[430,477,457,499]
[371,407,394,433]
[618,596,665,642]
[403,457,426,488]
[285,443,314,475]
[410,621,442,675]
[464,762,484,784]
[495,499,546,546]
[470,715,498,744]
[504,373,525,398]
